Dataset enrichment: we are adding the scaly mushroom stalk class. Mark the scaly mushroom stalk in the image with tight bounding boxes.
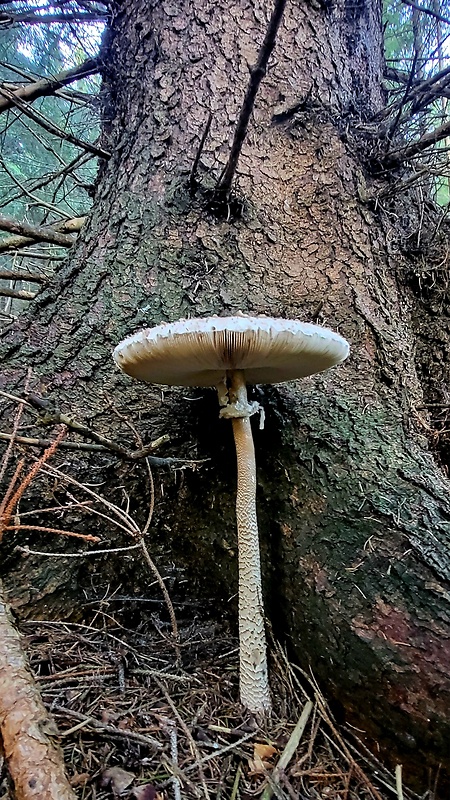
[219,370,271,714]
[113,315,350,717]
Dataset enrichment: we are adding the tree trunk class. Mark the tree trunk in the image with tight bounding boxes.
[1,0,450,791]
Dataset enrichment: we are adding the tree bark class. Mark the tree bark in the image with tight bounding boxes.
[1,0,449,791]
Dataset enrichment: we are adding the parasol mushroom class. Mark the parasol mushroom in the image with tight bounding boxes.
[113,315,349,715]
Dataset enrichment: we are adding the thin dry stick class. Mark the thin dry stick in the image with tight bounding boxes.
[184,730,255,772]
[16,543,142,558]
[0,85,110,159]
[140,457,181,661]
[0,213,75,248]
[216,0,287,195]
[49,704,162,751]
[0,431,194,466]
[291,665,385,800]
[0,288,36,301]
[261,701,314,800]
[139,539,181,663]
[0,389,34,407]
[0,578,76,800]
[0,57,99,114]
[0,216,84,254]
[396,764,404,800]
[110,404,181,660]
[154,677,211,800]
[40,458,182,659]
[4,525,99,542]
[160,753,204,799]
[162,718,182,800]
[189,111,213,189]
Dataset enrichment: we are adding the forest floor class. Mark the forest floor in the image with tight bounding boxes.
[0,609,423,800]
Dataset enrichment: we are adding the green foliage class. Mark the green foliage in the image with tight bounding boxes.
[0,2,105,224]
[383,0,450,206]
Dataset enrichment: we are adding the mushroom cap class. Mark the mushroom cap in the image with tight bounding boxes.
[113,315,349,387]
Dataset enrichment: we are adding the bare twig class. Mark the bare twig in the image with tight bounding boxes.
[0,58,100,114]
[109,405,181,662]
[0,389,27,484]
[0,431,203,467]
[154,678,211,800]
[189,112,212,190]
[382,116,450,166]
[161,718,182,800]
[386,52,419,141]
[0,10,107,25]
[0,152,92,212]
[0,214,75,247]
[0,287,37,300]
[0,268,49,283]
[0,155,73,219]
[49,704,162,750]
[261,701,314,800]
[216,0,287,195]
[16,542,143,558]
[401,0,450,25]
[0,85,110,159]
[24,392,174,461]
[4,524,99,542]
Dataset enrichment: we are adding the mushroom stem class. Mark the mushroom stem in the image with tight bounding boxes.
[228,370,271,715]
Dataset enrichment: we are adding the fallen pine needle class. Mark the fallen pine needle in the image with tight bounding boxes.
[230,763,242,800]
[396,764,404,800]
[261,700,314,800]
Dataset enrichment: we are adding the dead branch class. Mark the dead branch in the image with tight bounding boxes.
[0,11,107,26]
[386,52,419,142]
[0,287,37,300]
[0,215,75,247]
[0,579,77,800]
[379,64,450,123]
[49,704,162,750]
[0,268,48,283]
[3,524,99,541]
[216,0,287,196]
[0,216,84,253]
[401,0,450,25]
[0,389,27,484]
[0,155,73,219]
[0,431,202,468]
[382,117,450,167]
[0,57,100,114]
[0,85,110,159]
[0,151,93,212]
[9,251,65,261]
[189,112,213,190]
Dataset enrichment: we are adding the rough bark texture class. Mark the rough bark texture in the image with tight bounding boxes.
[0,581,76,799]
[1,0,450,791]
